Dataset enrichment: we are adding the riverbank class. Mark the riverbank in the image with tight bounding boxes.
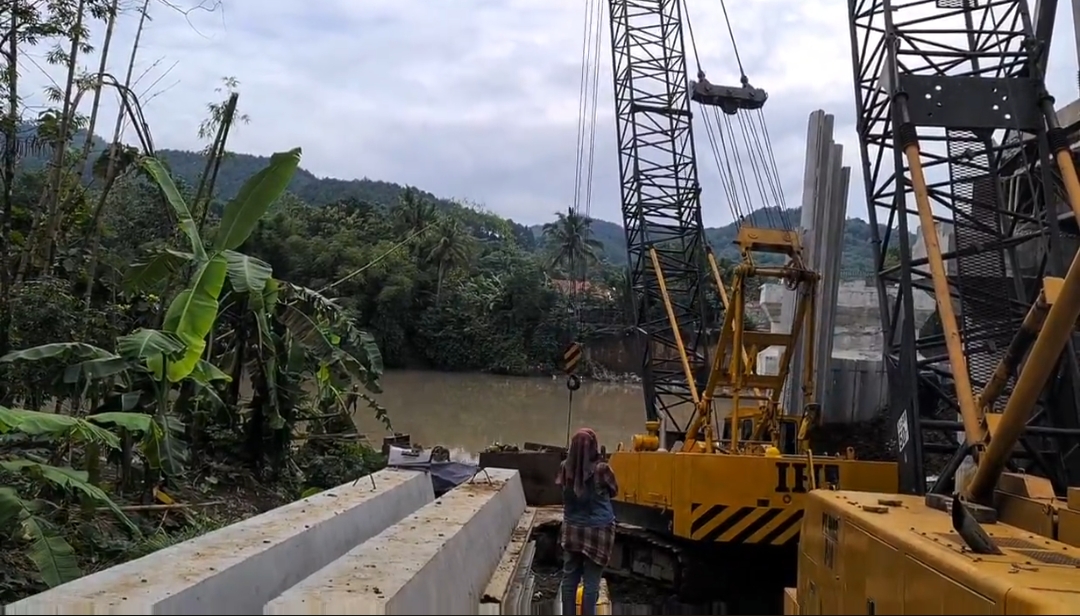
[2,369,642,605]
[585,362,641,384]
[409,361,641,384]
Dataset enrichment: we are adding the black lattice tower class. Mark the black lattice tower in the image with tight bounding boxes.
[607,0,710,439]
[848,0,1080,494]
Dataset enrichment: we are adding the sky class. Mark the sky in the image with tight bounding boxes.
[17,0,1080,228]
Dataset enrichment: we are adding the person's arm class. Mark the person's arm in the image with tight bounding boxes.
[597,462,619,496]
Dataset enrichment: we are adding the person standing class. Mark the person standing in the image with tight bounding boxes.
[557,428,618,615]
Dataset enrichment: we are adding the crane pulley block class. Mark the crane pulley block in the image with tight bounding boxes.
[690,79,767,114]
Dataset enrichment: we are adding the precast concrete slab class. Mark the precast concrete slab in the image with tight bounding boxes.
[4,469,434,615]
[266,467,527,615]
[480,508,537,614]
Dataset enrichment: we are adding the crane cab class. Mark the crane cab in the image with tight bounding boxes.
[721,410,800,455]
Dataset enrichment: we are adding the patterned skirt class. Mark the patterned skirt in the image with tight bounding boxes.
[560,521,616,567]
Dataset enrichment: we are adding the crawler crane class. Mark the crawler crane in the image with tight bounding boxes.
[573,0,897,608]
[785,0,1080,613]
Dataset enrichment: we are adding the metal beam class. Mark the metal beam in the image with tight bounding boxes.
[847,0,1080,494]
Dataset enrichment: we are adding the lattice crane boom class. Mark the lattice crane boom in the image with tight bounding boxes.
[606,0,711,444]
[606,0,822,453]
[848,0,1080,497]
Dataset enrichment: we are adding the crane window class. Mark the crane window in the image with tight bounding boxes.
[822,513,840,569]
[779,421,797,454]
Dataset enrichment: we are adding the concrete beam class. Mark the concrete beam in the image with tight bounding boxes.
[480,508,538,615]
[781,110,834,413]
[266,467,527,615]
[4,469,434,615]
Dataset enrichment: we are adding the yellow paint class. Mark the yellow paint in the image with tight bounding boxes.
[635,228,820,458]
[608,450,896,545]
[563,342,582,375]
[783,587,798,615]
[574,579,611,615]
[991,473,1080,552]
[615,227,897,601]
[794,490,1080,614]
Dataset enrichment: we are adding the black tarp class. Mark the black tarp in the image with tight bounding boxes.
[386,446,478,496]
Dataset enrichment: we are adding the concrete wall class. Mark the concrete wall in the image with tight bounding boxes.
[265,468,527,615]
[822,357,889,423]
[758,280,935,362]
[758,279,934,423]
[4,469,434,615]
[582,333,643,375]
[583,331,721,376]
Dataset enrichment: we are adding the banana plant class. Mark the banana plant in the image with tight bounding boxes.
[0,328,220,476]
[278,282,389,428]
[126,149,386,441]
[136,148,301,382]
[0,407,140,589]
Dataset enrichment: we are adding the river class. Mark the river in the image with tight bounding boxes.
[351,370,645,455]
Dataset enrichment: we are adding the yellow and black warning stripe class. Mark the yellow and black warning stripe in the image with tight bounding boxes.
[563,342,582,375]
[689,503,804,546]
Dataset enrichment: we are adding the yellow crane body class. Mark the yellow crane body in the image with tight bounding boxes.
[598,223,898,614]
[787,489,1080,615]
[991,474,1080,549]
[608,452,897,546]
[608,226,898,556]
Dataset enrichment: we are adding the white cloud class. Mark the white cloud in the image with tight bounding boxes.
[16,0,1080,227]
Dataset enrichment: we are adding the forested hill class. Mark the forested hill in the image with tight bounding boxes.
[531,209,891,273]
[156,148,438,216]
[153,147,890,274]
[24,136,886,274]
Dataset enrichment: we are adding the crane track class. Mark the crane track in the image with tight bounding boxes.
[532,510,696,594]
[610,523,694,595]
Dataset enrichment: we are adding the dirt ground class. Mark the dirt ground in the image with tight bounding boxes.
[531,563,683,608]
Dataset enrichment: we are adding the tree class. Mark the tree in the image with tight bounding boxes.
[393,187,437,262]
[883,245,901,270]
[541,206,602,279]
[425,216,474,306]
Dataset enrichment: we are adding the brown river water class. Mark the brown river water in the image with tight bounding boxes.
[350,371,733,614]
[350,370,646,455]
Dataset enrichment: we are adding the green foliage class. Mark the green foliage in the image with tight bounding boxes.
[0,20,879,597]
[110,146,895,276]
[0,407,141,588]
[0,148,392,599]
[542,207,603,277]
[243,191,595,375]
[295,441,386,493]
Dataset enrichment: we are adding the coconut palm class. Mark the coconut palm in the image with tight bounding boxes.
[541,207,603,279]
[393,188,438,261]
[426,217,475,306]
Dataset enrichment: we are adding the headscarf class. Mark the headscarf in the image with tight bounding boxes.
[557,427,600,498]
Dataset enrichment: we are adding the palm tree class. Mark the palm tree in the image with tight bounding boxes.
[393,188,438,261]
[541,207,603,279]
[426,217,475,306]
